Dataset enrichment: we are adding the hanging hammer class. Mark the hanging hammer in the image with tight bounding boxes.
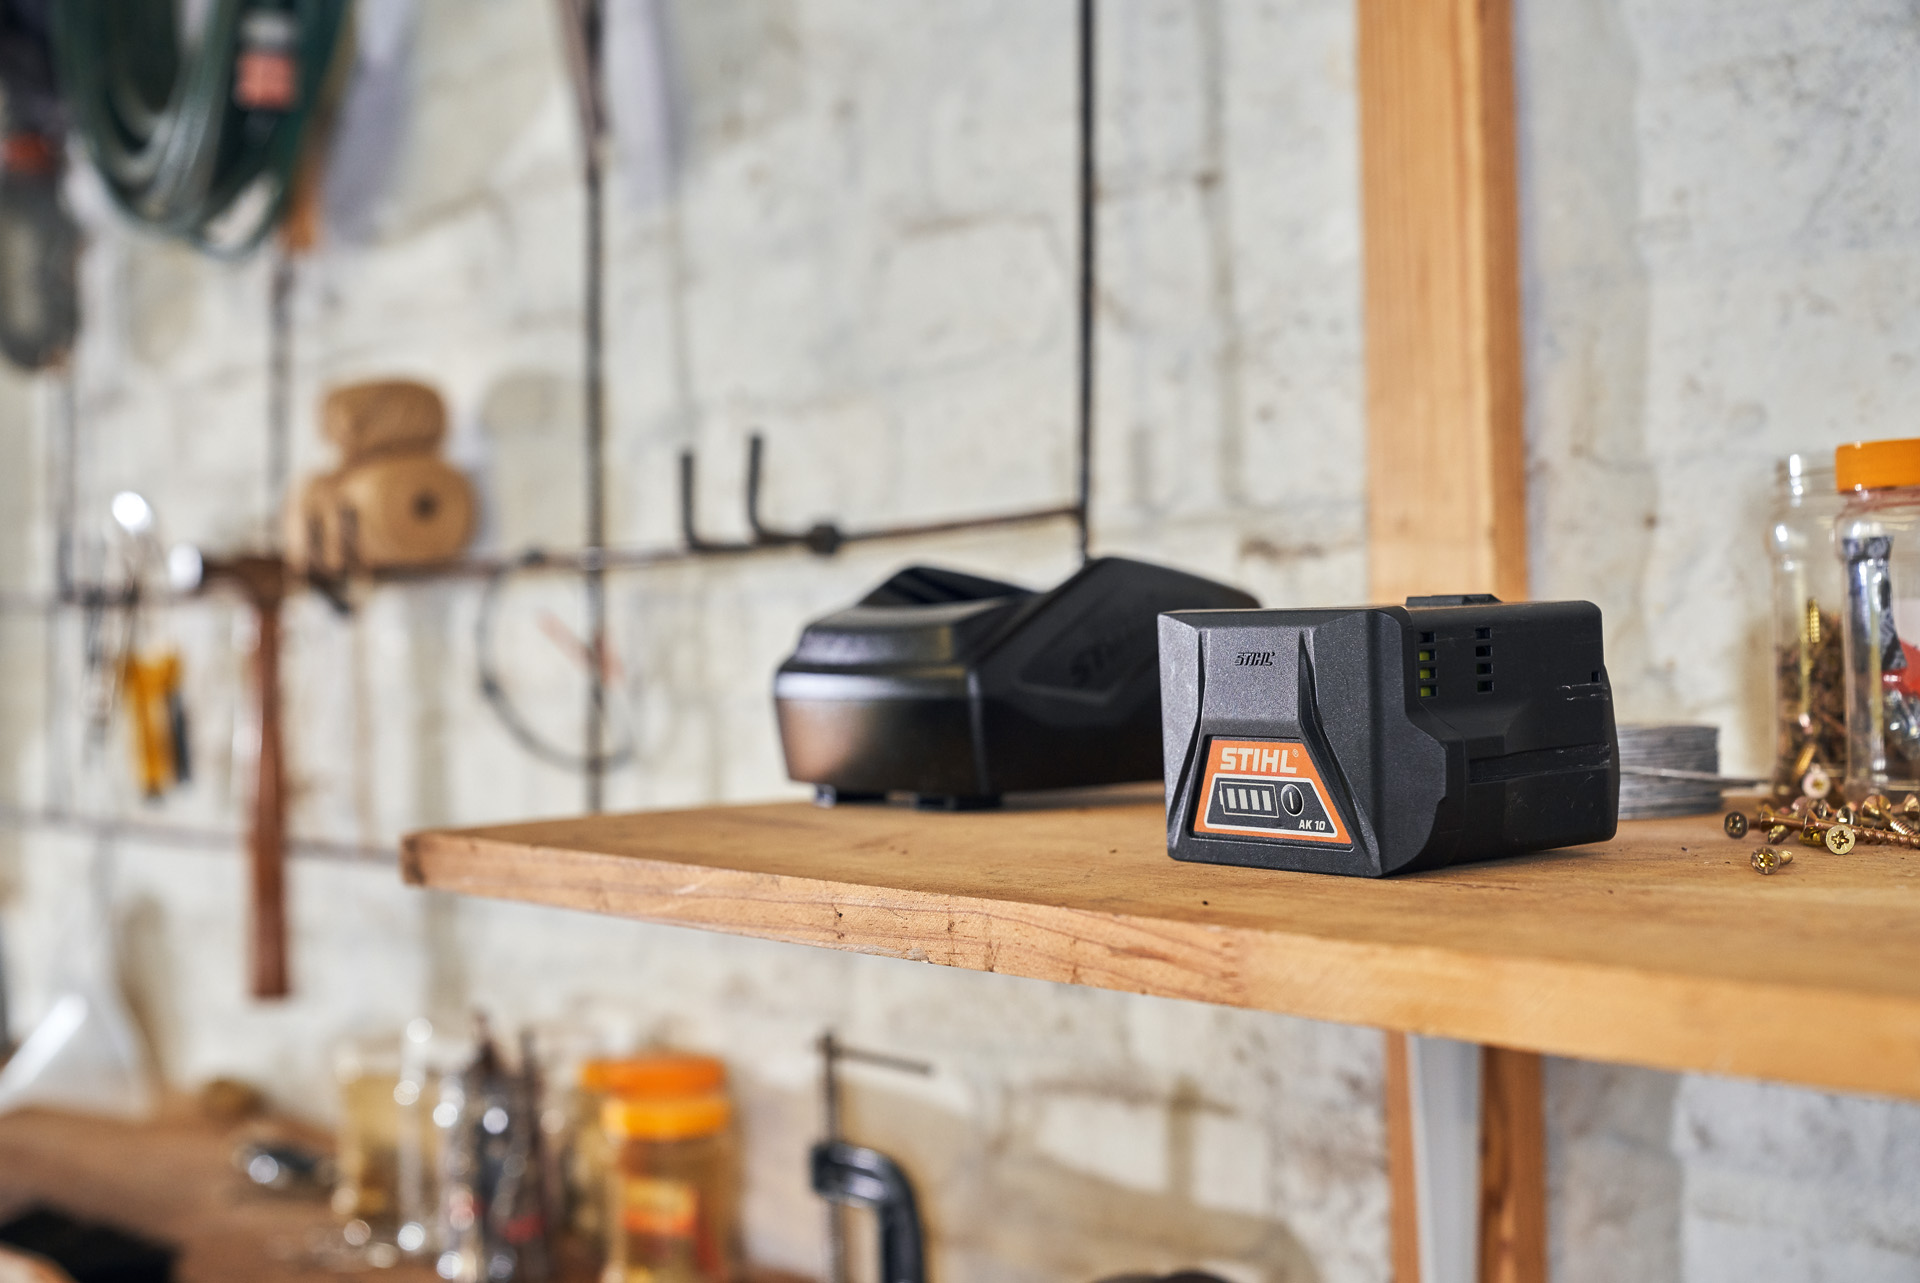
[177,550,291,999]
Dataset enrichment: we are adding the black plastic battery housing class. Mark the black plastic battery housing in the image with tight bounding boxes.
[1160,595,1618,876]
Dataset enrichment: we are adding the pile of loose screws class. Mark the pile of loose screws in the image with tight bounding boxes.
[1724,792,1920,874]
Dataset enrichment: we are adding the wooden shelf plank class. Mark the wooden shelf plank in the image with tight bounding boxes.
[403,791,1920,1102]
[0,1104,439,1283]
[0,1105,812,1283]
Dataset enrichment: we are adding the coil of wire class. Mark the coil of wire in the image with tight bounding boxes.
[51,0,348,255]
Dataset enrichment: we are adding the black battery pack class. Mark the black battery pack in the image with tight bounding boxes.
[1160,595,1618,876]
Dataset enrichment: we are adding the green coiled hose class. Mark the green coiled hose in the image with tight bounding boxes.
[51,0,348,255]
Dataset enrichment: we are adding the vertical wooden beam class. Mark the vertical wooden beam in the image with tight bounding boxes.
[250,586,289,999]
[1478,1046,1547,1283]
[1359,1,1541,1280]
[1385,1033,1424,1283]
[1359,0,1527,604]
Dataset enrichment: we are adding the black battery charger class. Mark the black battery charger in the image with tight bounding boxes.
[775,557,1257,807]
[1159,594,1618,876]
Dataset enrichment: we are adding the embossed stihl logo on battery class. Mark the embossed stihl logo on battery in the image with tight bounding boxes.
[1234,651,1275,666]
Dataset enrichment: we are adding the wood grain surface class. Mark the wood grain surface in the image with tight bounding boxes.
[0,1105,813,1283]
[1357,3,1538,1274]
[1358,0,1528,605]
[0,1105,436,1283]
[1383,1033,1422,1283]
[1477,1045,1545,1283]
[404,793,1920,1102]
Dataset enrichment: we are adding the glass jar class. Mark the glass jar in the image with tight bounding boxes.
[1768,454,1847,800]
[333,1034,404,1233]
[1837,439,1920,795]
[569,1057,643,1246]
[601,1055,739,1283]
[395,1018,474,1260]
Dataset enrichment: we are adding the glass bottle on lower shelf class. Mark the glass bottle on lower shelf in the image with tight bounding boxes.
[333,1034,404,1235]
[1837,439,1920,796]
[1768,453,1846,801]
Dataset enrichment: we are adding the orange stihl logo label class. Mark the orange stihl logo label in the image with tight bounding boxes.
[1191,738,1352,846]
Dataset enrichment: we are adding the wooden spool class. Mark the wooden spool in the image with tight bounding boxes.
[333,454,475,569]
[322,379,447,465]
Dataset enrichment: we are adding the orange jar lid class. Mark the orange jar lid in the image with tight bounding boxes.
[1836,439,1920,491]
[580,1052,726,1098]
[603,1093,731,1140]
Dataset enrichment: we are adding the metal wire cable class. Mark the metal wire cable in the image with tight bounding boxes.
[474,551,636,776]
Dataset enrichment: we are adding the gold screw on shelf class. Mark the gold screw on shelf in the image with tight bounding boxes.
[1768,824,1790,844]
[1825,824,1857,855]
[1752,847,1793,875]
[1723,812,1749,839]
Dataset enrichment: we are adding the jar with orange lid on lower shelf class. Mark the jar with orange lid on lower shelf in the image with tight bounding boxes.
[597,1054,740,1283]
[1836,438,1920,794]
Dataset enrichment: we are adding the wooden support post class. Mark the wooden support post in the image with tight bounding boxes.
[1359,0,1527,605]
[1358,0,1542,1279]
[1385,1034,1423,1283]
[1478,1046,1547,1283]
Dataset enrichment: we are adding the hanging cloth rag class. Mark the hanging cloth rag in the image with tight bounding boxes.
[319,0,417,242]
[603,0,679,207]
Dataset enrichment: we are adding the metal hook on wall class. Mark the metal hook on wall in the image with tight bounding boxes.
[679,432,846,557]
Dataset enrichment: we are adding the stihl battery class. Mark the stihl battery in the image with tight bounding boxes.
[1159,595,1618,876]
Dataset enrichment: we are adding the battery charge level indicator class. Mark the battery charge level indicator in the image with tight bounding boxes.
[1217,780,1277,817]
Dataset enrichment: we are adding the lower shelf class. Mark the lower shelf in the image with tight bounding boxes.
[0,1104,814,1283]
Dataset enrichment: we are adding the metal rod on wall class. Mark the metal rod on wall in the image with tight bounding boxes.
[556,0,612,813]
[1075,0,1097,564]
[583,164,609,813]
[0,803,395,865]
[268,250,295,530]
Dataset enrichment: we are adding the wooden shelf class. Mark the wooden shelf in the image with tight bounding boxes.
[0,1104,438,1283]
[403,788,1920,1103]
[0,1104,812,1283]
